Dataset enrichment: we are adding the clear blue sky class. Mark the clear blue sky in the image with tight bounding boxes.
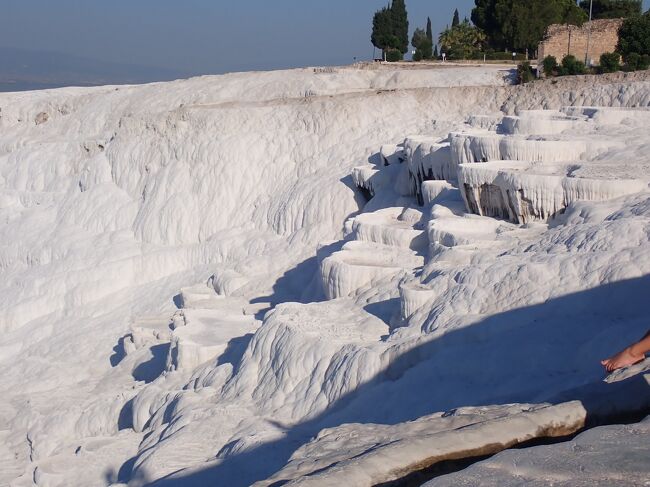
[1,0,648,77]
[0,0,475,76]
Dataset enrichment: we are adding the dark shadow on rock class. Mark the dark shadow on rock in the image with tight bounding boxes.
[133,343,170,384]
[249,257,319,309]
[173,293,183,309]
[217,334,254,370]
[110,335,130,367]
[549,372,650,427]
[250,241,346,314]
[145,276,650,487]
[340,173,371,210]
[367,151,383,167]
[162,395,182,425]
[315,239,347,264]
[364,298,401,329]
[252,306,274,321]
[118,455,138,483]
[118,397,135,430]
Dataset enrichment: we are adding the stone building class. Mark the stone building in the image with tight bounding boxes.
[538,18,624,66]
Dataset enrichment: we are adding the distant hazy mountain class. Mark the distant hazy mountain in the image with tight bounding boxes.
[0,46,191,91]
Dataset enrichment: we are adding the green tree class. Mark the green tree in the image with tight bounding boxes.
[371,1,410,60]
[516,61,535,83]
[425,18,434,60]
[391,0,410,54]
[472,0,507,50]
[371,7,396,58]
[542,55,559,75]
[560,54,588,75]
[412,27,428,60]
[471,0,587,52]
[452,8,461,27]
[412,28,427,50]
[434,44,439,58]
[439,19,487,59]
[617,10,650,61]
[599,52,621,72]
[386,50,404,62]
[579,0,642,19]
[413,26,434,61]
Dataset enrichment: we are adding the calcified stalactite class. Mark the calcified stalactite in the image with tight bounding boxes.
[458,163,647,224]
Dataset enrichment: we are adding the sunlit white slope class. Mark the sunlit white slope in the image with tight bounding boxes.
[133,78,649,486]
[1,66,650,487]
[0,65,512,486]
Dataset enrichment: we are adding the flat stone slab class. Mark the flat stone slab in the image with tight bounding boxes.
[604,357,650,384]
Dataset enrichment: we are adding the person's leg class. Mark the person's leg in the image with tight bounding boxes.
[601,330,650,372]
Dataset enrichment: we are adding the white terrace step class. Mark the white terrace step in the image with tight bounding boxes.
[351,207,427,251]
[450,132,589,166]
[501,113,588,135]
[458,161,647,224]
[167,309,260,372]
[320,241,424,300]
[563,106,650,124]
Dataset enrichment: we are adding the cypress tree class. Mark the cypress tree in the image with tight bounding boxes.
[391,0,410,54]
[452,8,460,27]
[412,28,431,61]
[434,44,439,58]
[426,17,433,42]
[371,7,395,57]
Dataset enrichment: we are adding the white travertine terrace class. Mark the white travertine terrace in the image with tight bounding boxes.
[351,207,427,251]
[2,65,650,487]
[320,241,423,299]
[450,132,589,166]
[405,137,454,188]
[400,105,650,224]
[458,162,647,223]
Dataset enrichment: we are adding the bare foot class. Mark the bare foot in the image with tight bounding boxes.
[601,347,645,373]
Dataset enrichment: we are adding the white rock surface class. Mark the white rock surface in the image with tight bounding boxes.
[2,65,650,487]
[351,207,427,251]
[405,137,454,189]
[425,415,650,487]
[167,309,259,372]
[257,401,587,486]
[459,162,647,223]
[320,241,423,299]
[450,132,589,166]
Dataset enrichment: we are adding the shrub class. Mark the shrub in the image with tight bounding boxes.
[640,54,650,70]
[599,52,621,72]
[625,52,641,70]
[542,55,558,76]
[561,55,588,75]
[517,61,535,84]
[466,51,527,61]
[385,49,403,62]
[623,52,650,71]
[413,50,424,62]
[488,51,527,61]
